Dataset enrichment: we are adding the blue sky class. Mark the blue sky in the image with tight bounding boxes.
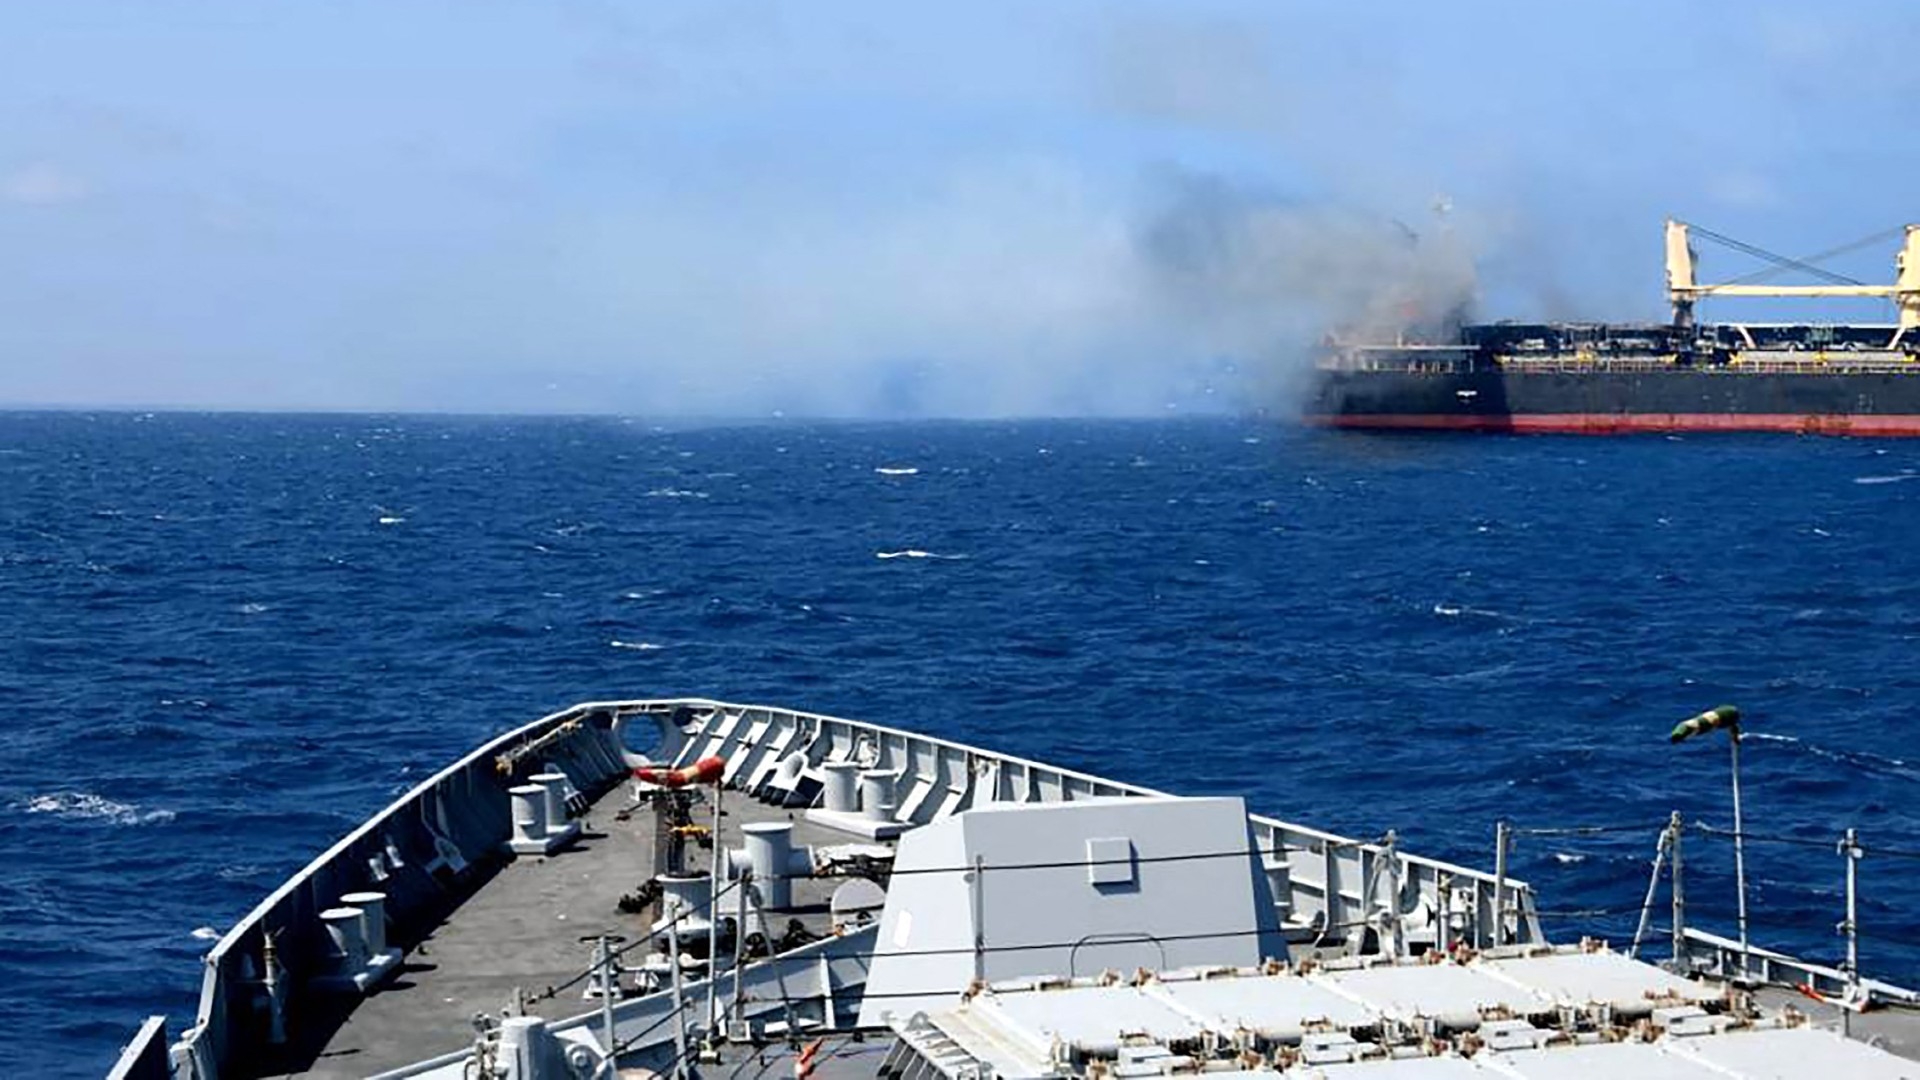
[4,1,1917,415]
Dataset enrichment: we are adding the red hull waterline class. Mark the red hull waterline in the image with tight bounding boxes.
[1308,413,1920,436]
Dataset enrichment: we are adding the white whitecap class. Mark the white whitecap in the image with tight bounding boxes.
[1432,602,1503,620]
[377,515,405,525]
[237,602,269,615]
[876,550,965,560]
[645,488,709,499]
[1551,852,1586,865]
[190,926,221,941]
[15,791,174,825]
[874,466,919,476]
[609,639,664,651]
[1853,473,1918,485]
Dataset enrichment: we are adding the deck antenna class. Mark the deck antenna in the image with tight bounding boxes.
[1840,827,1862,1035]
[1490,821,1510,947]
[1668,810,1687,969]
[1670,705,1749,979]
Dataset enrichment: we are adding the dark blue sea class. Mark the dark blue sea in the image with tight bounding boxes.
[5,412,1919,1076]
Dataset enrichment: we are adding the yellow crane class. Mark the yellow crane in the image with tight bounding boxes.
[1665,218,1920,332]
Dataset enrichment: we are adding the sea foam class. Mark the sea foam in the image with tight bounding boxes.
[15,791,175,825]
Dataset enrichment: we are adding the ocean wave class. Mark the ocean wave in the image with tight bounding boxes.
[609,639,664,651]
[376,515,405,525]
[645,488,709,499]
[15,791,175,826]
[1746,731,1915,777]
[189,926,221,941]
[215,863,272,882]
[874,466,919,476]
[1853,473,1918,485]
[875,550,966,560]
[1431,603,1505,620]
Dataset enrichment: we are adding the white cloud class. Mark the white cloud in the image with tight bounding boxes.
[1704,170,1784,211]
[2,161,90,205]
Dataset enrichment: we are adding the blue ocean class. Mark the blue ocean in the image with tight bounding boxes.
[5,411,1919,1077]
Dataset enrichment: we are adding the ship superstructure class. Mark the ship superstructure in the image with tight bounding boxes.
[106,699,1920,1079]
[1310,221,1920,433]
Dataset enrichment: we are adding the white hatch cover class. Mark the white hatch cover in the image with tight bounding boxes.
[1479,950,1723,1013]
[1149,975,1374,1041]
[1318,963,1546,1028]
[1666,1025,1918,1079]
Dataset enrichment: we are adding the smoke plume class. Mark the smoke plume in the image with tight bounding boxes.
[1130,169,1485,408]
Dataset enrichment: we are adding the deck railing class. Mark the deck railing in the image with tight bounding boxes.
[641,698,1542,953]
[163,697,1540,1078]
[170,703,632,1078]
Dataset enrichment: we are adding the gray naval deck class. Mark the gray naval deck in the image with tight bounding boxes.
[122,700,1920,1080]
[272,780,853,1078]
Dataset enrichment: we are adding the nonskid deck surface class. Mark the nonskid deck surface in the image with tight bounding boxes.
[270,782,848,1078]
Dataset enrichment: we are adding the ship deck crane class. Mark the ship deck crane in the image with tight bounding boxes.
[1665,218,1920,333]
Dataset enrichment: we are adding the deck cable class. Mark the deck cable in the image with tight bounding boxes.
[1510,822,1664,837]
[1692,821,1838,849]
[1686,223,1864,286]
[1722,226,1909,286]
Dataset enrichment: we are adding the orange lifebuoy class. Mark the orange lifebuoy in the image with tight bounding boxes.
[633,755,725,788]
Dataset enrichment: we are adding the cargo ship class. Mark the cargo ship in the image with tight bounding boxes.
[1308,220,1920,434]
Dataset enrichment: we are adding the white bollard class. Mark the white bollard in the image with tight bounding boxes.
[320,906,369,973]
[858,770,895,824]
[339,892,389,957]
[510,784,549,848]
[743,822,798,910]
[822,761,861,813]
[529,773,571,835]
[657,873,713,940]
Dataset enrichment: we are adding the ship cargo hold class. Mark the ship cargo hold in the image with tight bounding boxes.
[1308,220,1920,434]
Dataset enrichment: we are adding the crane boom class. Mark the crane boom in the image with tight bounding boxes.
[1665,218,1920,329]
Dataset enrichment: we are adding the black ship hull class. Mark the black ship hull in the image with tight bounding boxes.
[1308,366,1920,435]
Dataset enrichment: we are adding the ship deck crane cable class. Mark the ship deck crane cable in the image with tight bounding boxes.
[1686,223,1865,286]
[1722,225,1909,286]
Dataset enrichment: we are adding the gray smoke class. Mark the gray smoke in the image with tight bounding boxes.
[1130,169,1485,409]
